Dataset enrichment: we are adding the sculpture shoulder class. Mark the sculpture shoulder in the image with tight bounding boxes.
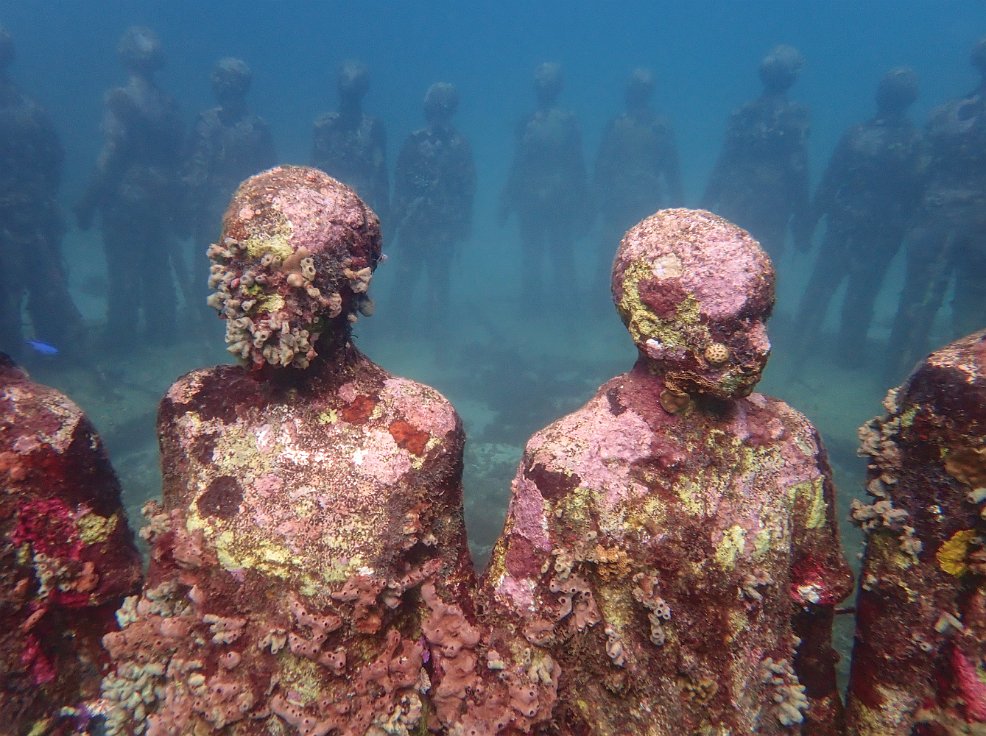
[376,375,462,440]
[521,380,654,484]
[159,365,260,428]
[740,392,825,464]
[1,369,87,453]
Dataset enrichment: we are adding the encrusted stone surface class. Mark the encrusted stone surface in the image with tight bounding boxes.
[0,353,142,735]
[97,168,481,735]
[482,209,853,735]
[846,330,986,734]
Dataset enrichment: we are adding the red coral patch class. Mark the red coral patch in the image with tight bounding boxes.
[341,395,377,424]
[388,420,429,455]
[637,277,689,319]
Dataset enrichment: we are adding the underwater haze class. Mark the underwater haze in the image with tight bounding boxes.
[2,0,985,699]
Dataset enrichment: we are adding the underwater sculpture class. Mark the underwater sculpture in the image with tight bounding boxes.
[75,26,185,350]
[96,166,483,735]
[702,45,812,258]
[0,353,142,734]
[481,209,853,735]
[885,36,986,383]
[312,61,390,225]
[847,329,986,734]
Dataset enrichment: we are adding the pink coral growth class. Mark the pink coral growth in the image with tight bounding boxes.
[11,497,82,560]
[421,582,482,722]
[20,633,56,685]
[950,646,986,722]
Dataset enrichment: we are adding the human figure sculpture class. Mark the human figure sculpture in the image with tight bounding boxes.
[97,166,482,734]
[703,45,812,258]
[312,60,389,224]
[183,57,277,319]
[885,36,986,382]
[0,352,142,734]
[792,67,923,371]
[846,329,986,734]
[0,25,85,356]
[500,62,590,311]
[593,68,683,286]
[390,82,476,329]
[481,209,853,735]
[75,26,184,348]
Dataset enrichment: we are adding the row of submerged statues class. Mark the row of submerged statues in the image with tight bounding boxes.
[1,165,984,735]
[3,22,985,375]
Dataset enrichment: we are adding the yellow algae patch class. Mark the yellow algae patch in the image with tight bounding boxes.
[213,426,276,476]
[257,293,285,314]
[726,609,748,643]
[278,656,323,705]
[617,259,707,349]
[637,494,668,531]
[793,434,815,458]
[554,486,597,527]
[788,477,826,529]
[243,217,293,261]
[293,498,318,518]
[753,528,773,555]
[899,405,918,428]
[317,409,338,425]
[77,511,118,544]
[675,476,706,516]
[937,529,977,576]
[27,720,52,736]
[596,585,633,630]
[715,525,747,570]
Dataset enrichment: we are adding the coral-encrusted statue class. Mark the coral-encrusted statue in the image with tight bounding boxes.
[98,166,478,734]
[0,353,142,734]
[481,209,853,735]
[846,329,986,734]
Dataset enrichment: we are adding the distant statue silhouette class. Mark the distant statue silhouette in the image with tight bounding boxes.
[593,67,683,284]
[703,45,812,259]
[500,62,590,311]
[312,60,390,224]
[76,26,184,348]
[390,82,476,330]
[886,36,986,381]
[792,68,923,370]
[0,25,85,356]
[183,57,277,319]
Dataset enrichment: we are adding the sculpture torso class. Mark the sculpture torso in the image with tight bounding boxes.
[484,362,852,735]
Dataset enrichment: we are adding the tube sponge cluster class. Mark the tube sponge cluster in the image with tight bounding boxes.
[205,166,381,370]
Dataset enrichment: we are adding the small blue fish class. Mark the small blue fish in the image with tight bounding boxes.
[25,339,59,356]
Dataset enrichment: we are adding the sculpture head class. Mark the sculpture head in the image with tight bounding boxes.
[117,26,164,74]
[876,66,918,115]
[211,57,251,108]
[207,166,381,370]
[337,59,370,103]
[534,62,563,106]
[758,44,804,94]
[423,81,459,126]
[625,67,655,110]
[612,209,775,399]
